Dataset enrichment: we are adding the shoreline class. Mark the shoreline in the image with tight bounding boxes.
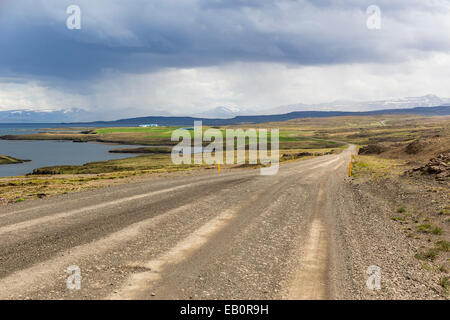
[0,133,170,146]
[0,154,31,165]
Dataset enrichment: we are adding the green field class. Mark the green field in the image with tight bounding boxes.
[94,127,178,136]
[1,125,346,149]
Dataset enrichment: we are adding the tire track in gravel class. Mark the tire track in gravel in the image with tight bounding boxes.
[0,147,354,299]
[0,202,208,299]
[110,158,344,300]
[0,170,257,219]
[0,177,252,278]
[110,178,296,299]
[286,173,342,299]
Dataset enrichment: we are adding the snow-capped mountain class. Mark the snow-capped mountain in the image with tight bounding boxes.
[195,106,243,118]
[0,108,95,123]
[261,95,450,115]
[1,95,449,123]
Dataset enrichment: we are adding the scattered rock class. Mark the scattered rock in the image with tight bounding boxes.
[407,152,450,180]
[282,150,335,158]
[282,152,312,158]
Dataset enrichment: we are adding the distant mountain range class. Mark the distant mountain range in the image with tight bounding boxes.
[194,106,242,119]
[0,95,449,125]
[90,105,450,126]
[0,108,95,123]
[259,94,450,115]
[190,95,450,118]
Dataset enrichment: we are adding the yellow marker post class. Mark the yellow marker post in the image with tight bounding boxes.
[348,162,352,177]
[218,163,221,173]
[313,152,315,158]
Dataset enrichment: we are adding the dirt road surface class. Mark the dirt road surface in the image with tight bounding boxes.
[0,146,443,299]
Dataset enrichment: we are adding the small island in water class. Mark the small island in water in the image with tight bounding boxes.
[0,154,30,165]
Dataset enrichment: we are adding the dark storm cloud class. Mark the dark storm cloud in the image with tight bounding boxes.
[0,0,449,82]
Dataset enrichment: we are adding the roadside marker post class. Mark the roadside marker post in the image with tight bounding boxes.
[349,154,352,177]
[218,163,221,173]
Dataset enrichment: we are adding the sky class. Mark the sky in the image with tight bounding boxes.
[0,0,449,119]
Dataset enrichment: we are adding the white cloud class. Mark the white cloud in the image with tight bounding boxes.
[1,0,450,120]
[0,81,89,112]
[91,53,450,116]
[1,52,449,119]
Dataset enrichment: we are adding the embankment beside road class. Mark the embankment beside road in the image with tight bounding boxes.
[349,150,449,298]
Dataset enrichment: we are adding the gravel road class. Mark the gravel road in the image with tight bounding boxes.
[0,145,441,300]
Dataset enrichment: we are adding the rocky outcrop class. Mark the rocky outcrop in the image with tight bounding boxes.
[358,144,386,155]
[407,152,450,180]
[405,139,426,155]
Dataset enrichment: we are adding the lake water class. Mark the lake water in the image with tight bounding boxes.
[0,124,146,177]
[0,123,133,136]
[0,140,144,177]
